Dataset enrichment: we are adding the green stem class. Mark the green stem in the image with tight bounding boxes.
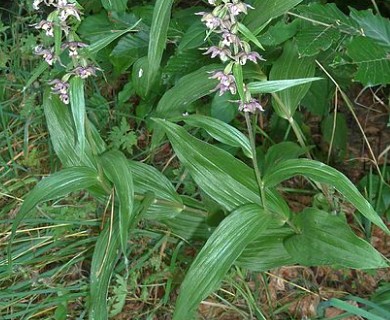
[244,112,267,211]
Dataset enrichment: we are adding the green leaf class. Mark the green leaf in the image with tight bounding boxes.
[284,208,388,269]
[263,158,389,233]
[8,167,100,266]
[263,142,307,174]
[69,76,86,159]
[22,61,48,93]
[173,204,272,319]
[146,0,174,95]
[237,223,296,271]
[100,151,134,255]
[320,298,386,320]
[346,36,390,86]
[295,22,341,57]
[43,90,106,168]
[248,78,321,94]
[245,0,303,32]
[232,63,245,102]
[210,91,238,123]
[155,64,220,117]
[237,22,264,50]
[154,119,291,219]
[100,0,127,12]
[89,219,120,320]
[178,114,252,158]
[269,41,316,119]
[350,8,390,48]
[86,23,141,55]
[178,21,207,52]
[151,64,221,148]
[297,3,359,35]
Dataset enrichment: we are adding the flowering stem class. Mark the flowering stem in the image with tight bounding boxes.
[244,112,267,211]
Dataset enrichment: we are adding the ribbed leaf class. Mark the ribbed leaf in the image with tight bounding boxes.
[152,64,221,148]
[237,224,296,271]
[350,8,390,48]
[155,64,220,117]
[346,36,390,86]
[248,78,321,94]
[8,167,100,265]
[146,0,174,94]
[178,114,252,158]
[43,90,106,168]
[245,0,303,32]
[89,219,120,320]
[154,119,291,219]
[284,208,388,268]
[128,160,181,203]
[263,158,389,233]
[173,204,272,319]
[87,23,141,55]
[100,0,127,12]
[100,151,134,255]
[269,41,316,118]
[69,76,86,159]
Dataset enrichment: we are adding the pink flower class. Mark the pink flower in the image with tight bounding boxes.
[209,71,237,96]
[238,98,264,113]
[203,46,232,62]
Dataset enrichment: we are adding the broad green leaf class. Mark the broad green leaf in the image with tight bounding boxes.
[269,41,316,119]
[297,3,359,35]
[284,208,388,268]
[237,223,296,271]
[100,151,134,255]
[263,142,307,173]
[178,114,252,158]
[155,64,221,117]
[295,22,341,57]
[154,119,291,219]
[100,0,127,12]
[248,78,321,94]
[346,36,390,86]
[86,23,141,55]
[43,90,106,168]
[258,20,298,47]
[245,0,303,32]
[70,77,86,159]
[263,158,389,233]
[210,91,238,123]
[109,32,149,74]
[128,160,181,203]
[146,0,174,95]
[350,8,390,48]
[90,219,120,320]
[8,167,100,265]
[321,113,348,158]
[173,204,272,319]
[151,64,221,148]
[164,49,208,77]
[178,21,207,52]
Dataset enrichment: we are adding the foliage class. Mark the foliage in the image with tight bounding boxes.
[1,0,390,319]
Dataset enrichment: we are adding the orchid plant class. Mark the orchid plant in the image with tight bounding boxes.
[6,0,389,319]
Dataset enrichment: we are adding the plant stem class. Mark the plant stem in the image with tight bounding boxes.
[244,112,267,211]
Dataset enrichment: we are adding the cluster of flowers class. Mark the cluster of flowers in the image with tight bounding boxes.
[33,0,98,104]
[198,0,264,113]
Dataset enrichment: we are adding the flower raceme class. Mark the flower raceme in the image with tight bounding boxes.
[32,0,100,104]
[199,0,264,113]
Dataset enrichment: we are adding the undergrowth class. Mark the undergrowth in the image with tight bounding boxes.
[1,0,389,319]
